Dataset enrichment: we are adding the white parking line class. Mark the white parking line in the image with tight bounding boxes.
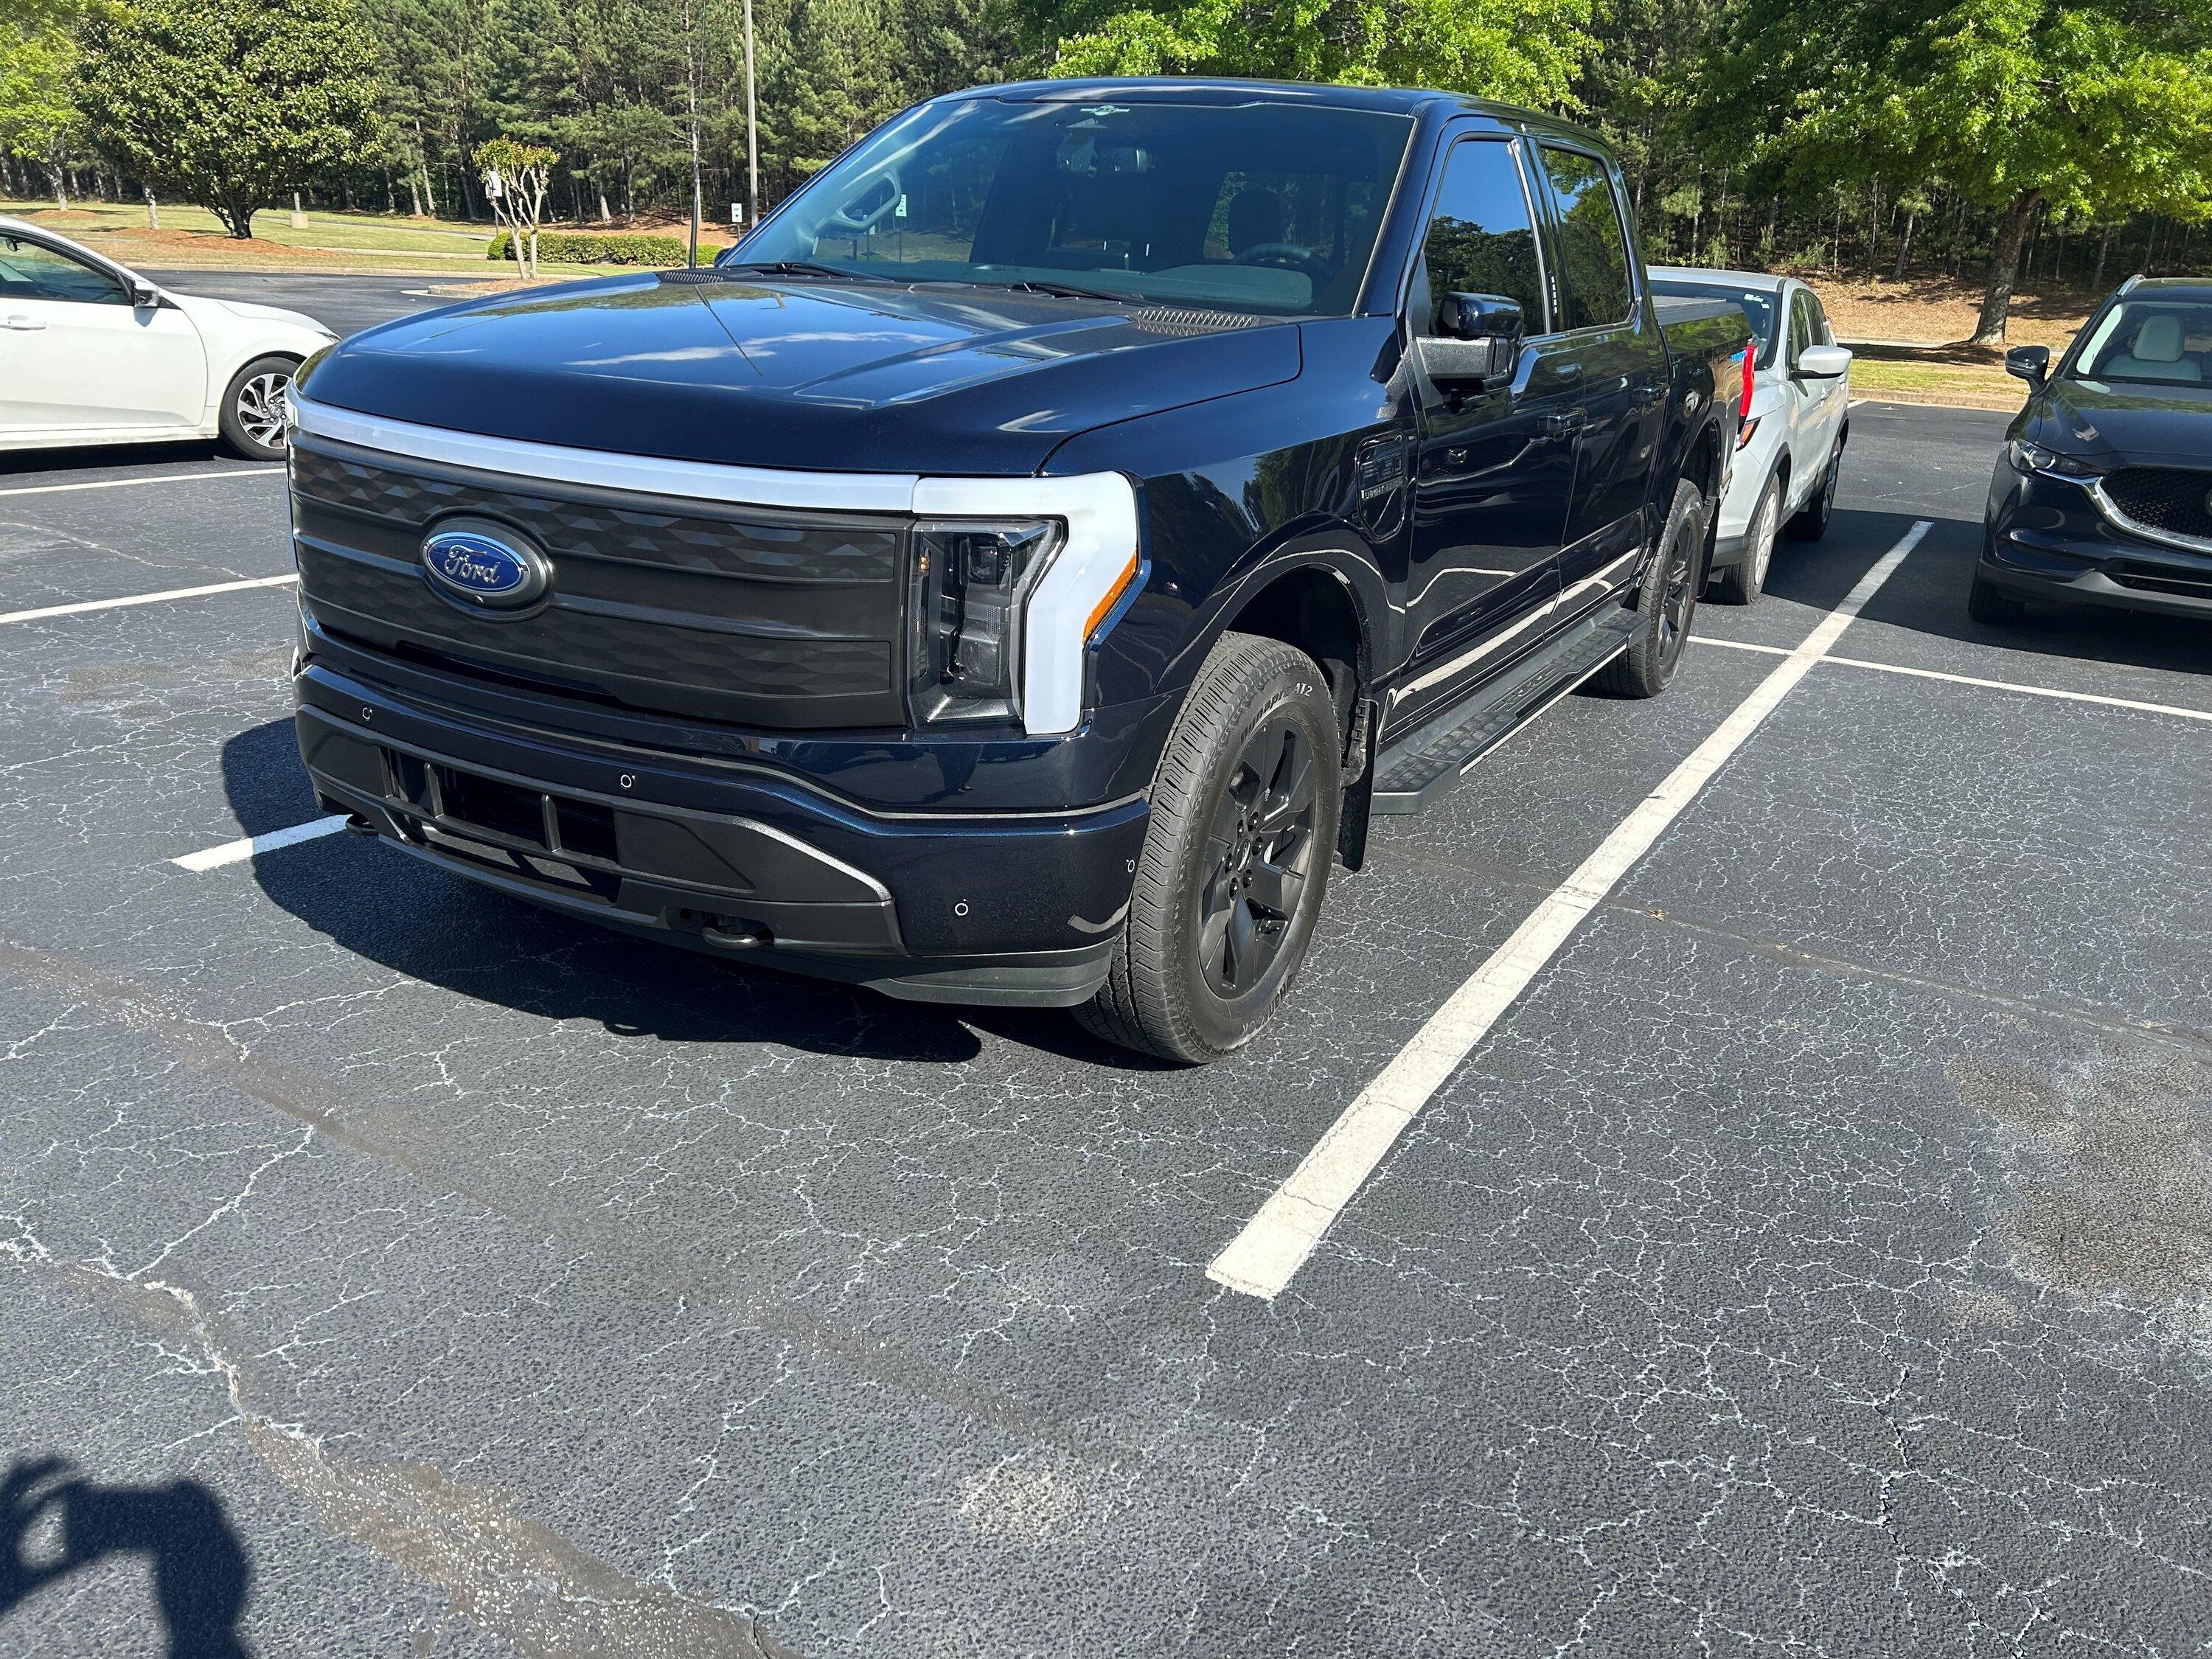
[0,467,281,499]
[170,815,349,872]
[0,572,298,626]
[1697,636,2212,724]
[1208,521,1935,1301]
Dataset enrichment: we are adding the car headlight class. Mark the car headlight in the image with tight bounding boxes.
[908,519,1060,725]
[2006,439,2103,480]
[905,475,1142,734]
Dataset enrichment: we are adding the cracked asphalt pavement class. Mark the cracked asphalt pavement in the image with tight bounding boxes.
[3,293,2210,1658]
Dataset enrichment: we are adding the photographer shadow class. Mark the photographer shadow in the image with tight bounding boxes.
[1,1456,247,1658]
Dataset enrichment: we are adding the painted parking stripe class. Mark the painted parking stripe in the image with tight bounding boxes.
[171,815,349,872]
[1208,521,1934,1301]
[1697,636,2212,724]
[0,467,280,500]
[0,572,298,627]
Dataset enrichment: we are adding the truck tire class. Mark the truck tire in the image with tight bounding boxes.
[1711,470,1781,605]
[1077,632,1340,1064]
[1593,478,1708,699]
[218,355,299,461]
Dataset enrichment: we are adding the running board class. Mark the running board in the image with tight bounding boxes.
[1371,610,1638,815]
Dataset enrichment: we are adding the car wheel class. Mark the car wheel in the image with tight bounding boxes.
[218,355,299,462]
[1594,478,1708,699]
[1711,470,1782,605]
[1077,631,1340,1064]
[1968,568,2028,627]
[1785,434,1843,540]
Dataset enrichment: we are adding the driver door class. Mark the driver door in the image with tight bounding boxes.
[0,233,205,438]
[1397,134,1574,733]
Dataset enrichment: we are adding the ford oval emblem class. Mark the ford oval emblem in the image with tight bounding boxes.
[420,518,550,611]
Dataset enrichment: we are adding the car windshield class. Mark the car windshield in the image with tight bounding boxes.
[1649,279,1781,366]
[2070,298,2212,387]
[728,97,1415,319]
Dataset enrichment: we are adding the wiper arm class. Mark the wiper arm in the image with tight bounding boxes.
[962,276,1141,303]
[718,260,898,283]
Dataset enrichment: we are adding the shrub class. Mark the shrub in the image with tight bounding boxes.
[487,230,691,266]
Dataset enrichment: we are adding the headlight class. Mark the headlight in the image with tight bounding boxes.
[2006,439,2103,480]
[908,519,1060,724]
[905,474,1143,734]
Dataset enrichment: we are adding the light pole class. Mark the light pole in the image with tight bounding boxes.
[743,0,758,231]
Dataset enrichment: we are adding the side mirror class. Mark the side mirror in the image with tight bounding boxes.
[1794,343,1852,380]
[1415,292,1526,389]
[128,281,160,309]
[2005,344,2050,386]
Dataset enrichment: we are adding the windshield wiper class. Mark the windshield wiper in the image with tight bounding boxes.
[717,260,898,283]
[959,275,1141,304]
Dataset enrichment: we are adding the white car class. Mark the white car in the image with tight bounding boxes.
[1649,268,1853,602]
[0,216,335,462]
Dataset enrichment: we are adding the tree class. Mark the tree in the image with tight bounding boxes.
[0,13,81,206]
[1029,0,1593,110]
[74,0,391,238]
[477,133,554,271]
[1719,0,2212,341]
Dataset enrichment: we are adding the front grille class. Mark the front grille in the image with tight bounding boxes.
[2101,466,2212,543]
[289,437,910,729]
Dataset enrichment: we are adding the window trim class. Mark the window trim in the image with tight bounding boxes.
[0,230,133,306]
[1531,140,1639,338]
[1394,129,1553,340]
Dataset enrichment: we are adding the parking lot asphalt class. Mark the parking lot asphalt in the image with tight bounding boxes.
[4,337,2211,1654]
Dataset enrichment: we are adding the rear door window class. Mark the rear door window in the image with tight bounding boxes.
[1408,138,1545,335]
[1537,147,1632,332]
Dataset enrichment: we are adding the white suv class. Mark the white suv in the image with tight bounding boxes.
[0,217,335,461]
[1649,268,1853,602]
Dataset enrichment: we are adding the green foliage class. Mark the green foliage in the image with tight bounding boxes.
[1032,0,1592,108]
[487,226,687,260]
[0,11,81,195]
[74,0,390,237]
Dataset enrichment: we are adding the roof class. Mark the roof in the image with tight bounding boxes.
[953,76,1552,129]
[1648,265,1789,292]
[2120,276,2212,301]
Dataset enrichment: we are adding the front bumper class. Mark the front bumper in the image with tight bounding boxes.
[1983,462,2212,619]
[294,659,1152,1007]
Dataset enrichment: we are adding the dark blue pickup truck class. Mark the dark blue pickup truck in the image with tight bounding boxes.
[285,78,1747,1061]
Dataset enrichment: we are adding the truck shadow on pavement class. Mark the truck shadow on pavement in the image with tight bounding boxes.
[0,1455,248,1658]
[219,720,1158,1068]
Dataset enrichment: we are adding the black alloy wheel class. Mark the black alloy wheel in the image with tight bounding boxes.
[1200,717,1321,997]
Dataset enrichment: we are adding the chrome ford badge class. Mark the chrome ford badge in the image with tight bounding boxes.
[421,518,549,610]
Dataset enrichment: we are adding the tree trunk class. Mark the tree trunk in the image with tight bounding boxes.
[2093,224,2111,293]
[46,164,67,209]
[143,185,159,229]
[1971,189,2039,346]
[597,183,612,223]
[1892,206,1916,279]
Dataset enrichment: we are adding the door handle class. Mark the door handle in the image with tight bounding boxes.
[1543,409,1585,438]
[3,316,45,331]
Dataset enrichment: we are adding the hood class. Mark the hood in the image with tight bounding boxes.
[2028,375,2212,468]
[295,271,1303,477]
[167,291,333,335]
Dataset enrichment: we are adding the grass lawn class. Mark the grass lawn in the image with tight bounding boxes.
[0,198,731,276]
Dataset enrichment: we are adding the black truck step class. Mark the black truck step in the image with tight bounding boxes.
[1371,610,1639,815]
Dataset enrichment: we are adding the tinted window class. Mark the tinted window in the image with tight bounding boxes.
[1809,294,1835,346]
[1539,147,1632,331]
[737,99,1413,319]
[1649,279,1780,364]
[0,234,128,304]
[1788,291,1815,364]
[1410,139,1543,336]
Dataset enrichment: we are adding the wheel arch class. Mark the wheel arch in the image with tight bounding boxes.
[1211,555,1374,745]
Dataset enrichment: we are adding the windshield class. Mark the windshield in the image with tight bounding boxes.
[728,97,1414,319]
[1649,279,1781,366]
[2069,298,2212,387]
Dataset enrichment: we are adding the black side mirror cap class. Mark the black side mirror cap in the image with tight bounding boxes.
[2006,344,2050,385]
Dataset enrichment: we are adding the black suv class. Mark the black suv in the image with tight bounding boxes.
[1980,276,2212,625]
